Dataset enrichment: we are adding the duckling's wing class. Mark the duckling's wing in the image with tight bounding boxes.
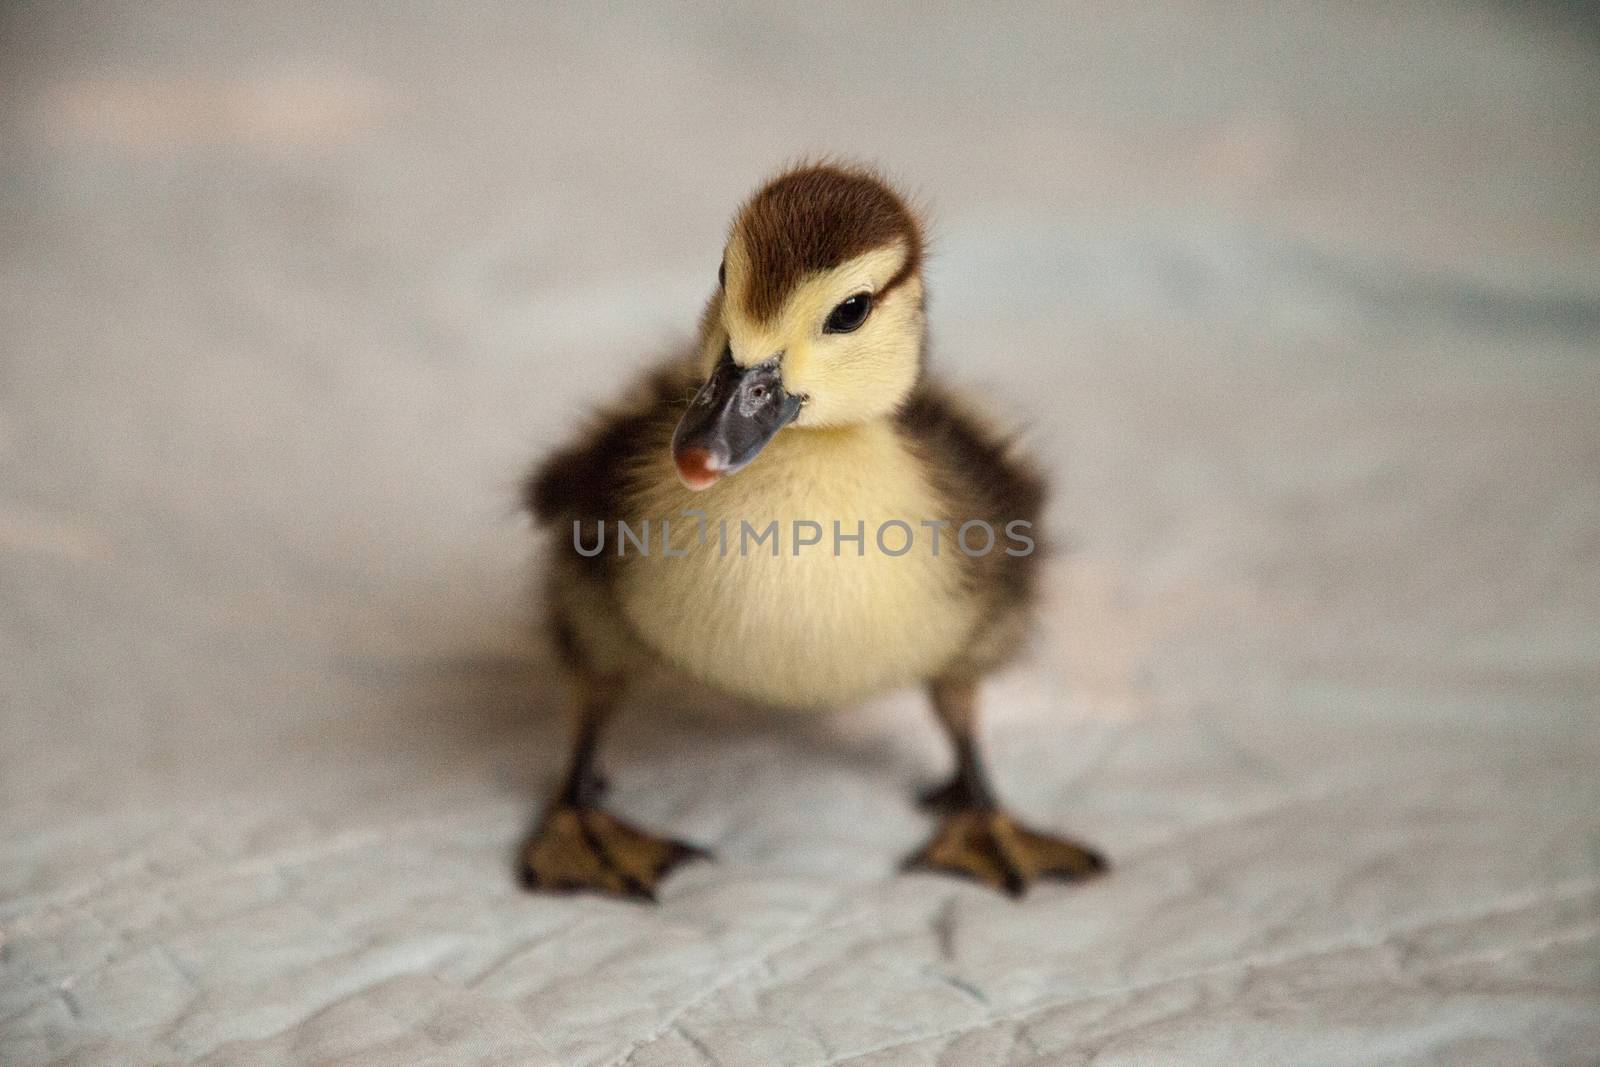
[896,381,1049,629]
[525,357,699,527]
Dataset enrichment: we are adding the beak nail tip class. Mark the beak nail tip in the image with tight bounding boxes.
[674,448,721,491]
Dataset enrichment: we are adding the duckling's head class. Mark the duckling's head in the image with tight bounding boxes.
[673,163,925,490]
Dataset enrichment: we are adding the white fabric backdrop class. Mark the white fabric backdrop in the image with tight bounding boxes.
[2,3,1598,1064]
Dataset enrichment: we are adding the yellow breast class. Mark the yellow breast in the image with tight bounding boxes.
[615,421,976,708]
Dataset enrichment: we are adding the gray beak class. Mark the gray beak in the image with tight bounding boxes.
[671,349,802,491]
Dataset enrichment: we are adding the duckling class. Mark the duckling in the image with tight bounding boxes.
[520,163,1106,899]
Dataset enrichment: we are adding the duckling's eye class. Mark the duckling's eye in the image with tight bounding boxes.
[824,292,872,334]
[718,260,726,288]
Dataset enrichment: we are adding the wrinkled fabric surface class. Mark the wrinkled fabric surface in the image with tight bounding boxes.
[2,3,1598,1065]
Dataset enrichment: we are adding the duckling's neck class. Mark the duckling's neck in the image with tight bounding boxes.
[691,413,928,521]
[768,414,901,468]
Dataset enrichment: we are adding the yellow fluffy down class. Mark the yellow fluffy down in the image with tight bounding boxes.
[616,419,976,709]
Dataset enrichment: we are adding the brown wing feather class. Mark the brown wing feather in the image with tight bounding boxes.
[524,358,698,529]
[895,381,1048,606]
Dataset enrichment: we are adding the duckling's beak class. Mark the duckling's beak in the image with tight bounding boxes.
[672,350,803,491]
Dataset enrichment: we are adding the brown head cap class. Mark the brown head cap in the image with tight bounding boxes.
[731,163,922,324]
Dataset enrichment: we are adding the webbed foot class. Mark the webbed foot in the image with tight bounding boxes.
[519,803,708,901]
[905,807,1106,897]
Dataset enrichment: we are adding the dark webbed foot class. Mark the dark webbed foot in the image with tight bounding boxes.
[905,807,1107,898]
[911,677,1107,897]
[519,803,708,901]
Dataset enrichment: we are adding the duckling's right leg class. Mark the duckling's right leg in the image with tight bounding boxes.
[519,670,708,901]
[518,575,708,901]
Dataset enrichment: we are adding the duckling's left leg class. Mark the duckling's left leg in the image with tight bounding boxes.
[906,676,1107,897]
